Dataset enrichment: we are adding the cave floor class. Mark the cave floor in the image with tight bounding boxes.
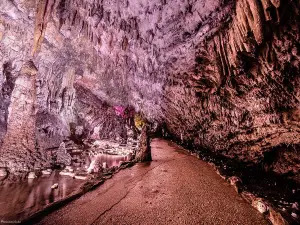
[35,139,269,225]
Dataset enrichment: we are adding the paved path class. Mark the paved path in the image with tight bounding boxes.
[37,139,269,225]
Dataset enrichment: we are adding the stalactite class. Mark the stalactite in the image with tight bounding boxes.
[270,0,281,22]
[32,0,56,56]
[261,0,272,21]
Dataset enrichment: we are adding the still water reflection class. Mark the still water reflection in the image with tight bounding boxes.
[0,154,130,222]
[0,171,84,221]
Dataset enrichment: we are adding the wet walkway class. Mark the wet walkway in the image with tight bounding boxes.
[36,139,269,225]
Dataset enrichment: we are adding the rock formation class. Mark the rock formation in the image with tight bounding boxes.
[0,61,48,174]
[136,125,151,162]
[0,0,299,184]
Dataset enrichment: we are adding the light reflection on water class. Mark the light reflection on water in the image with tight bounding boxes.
[0,171,84,221]
[0,154,130,222]
[86,154,130,168]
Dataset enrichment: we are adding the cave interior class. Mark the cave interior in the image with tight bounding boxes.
[0,0,299,224]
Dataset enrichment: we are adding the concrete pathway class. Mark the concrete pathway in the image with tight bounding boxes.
[37,139,269,225]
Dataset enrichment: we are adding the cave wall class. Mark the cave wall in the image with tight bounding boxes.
[162,0,300,175]
[0,0,299,178]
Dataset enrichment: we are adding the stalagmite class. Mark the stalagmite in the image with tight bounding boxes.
[0,61,40,173]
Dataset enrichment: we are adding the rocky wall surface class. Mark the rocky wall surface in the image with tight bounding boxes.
[0,0,299,181]
[161,0,300,182]
[0,61,50,174]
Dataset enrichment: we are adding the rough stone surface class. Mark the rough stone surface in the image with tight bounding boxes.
[0,168,7,177]
[0,0,299,184]
[269,207,289,225]
[0,60,48,173]
[135,126,151,162]
[56,142,72,166]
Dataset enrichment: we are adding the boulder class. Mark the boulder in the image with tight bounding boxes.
[241,191,256,204]
[0,168,8,177]
[291,213,298,219]
[252,198,269,214]
[65,166,74,172]
[87,160,96,174]
[102,162,108,169]
[41,169,52,175]
[228,176,242,193]
[268,207,289,225]
[51,183,59,189]
[28,172,37,179]
[292,202,299,210]
[59,170,75,178]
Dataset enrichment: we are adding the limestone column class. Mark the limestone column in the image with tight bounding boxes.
[135,125,152,162]
[0,61,40,174]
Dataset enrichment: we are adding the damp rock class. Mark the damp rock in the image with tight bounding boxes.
[135,126,151,162]
[0,168,8,177]
[228,176,242,192]
[87,158,104,174]
[87,159,96,174]
[59,170,75,178]
[56,142,72,166]
[228,176,242,185]
[65,166,74,172]
[292,202,299,210]
[41,169,52,175]
[118,161,124,167]
[75,126,84,136]
[51,183,59,189]
[28,172,37,179]
[74,175,88,180]
[252,198,269,214]
[269,207,289,225]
